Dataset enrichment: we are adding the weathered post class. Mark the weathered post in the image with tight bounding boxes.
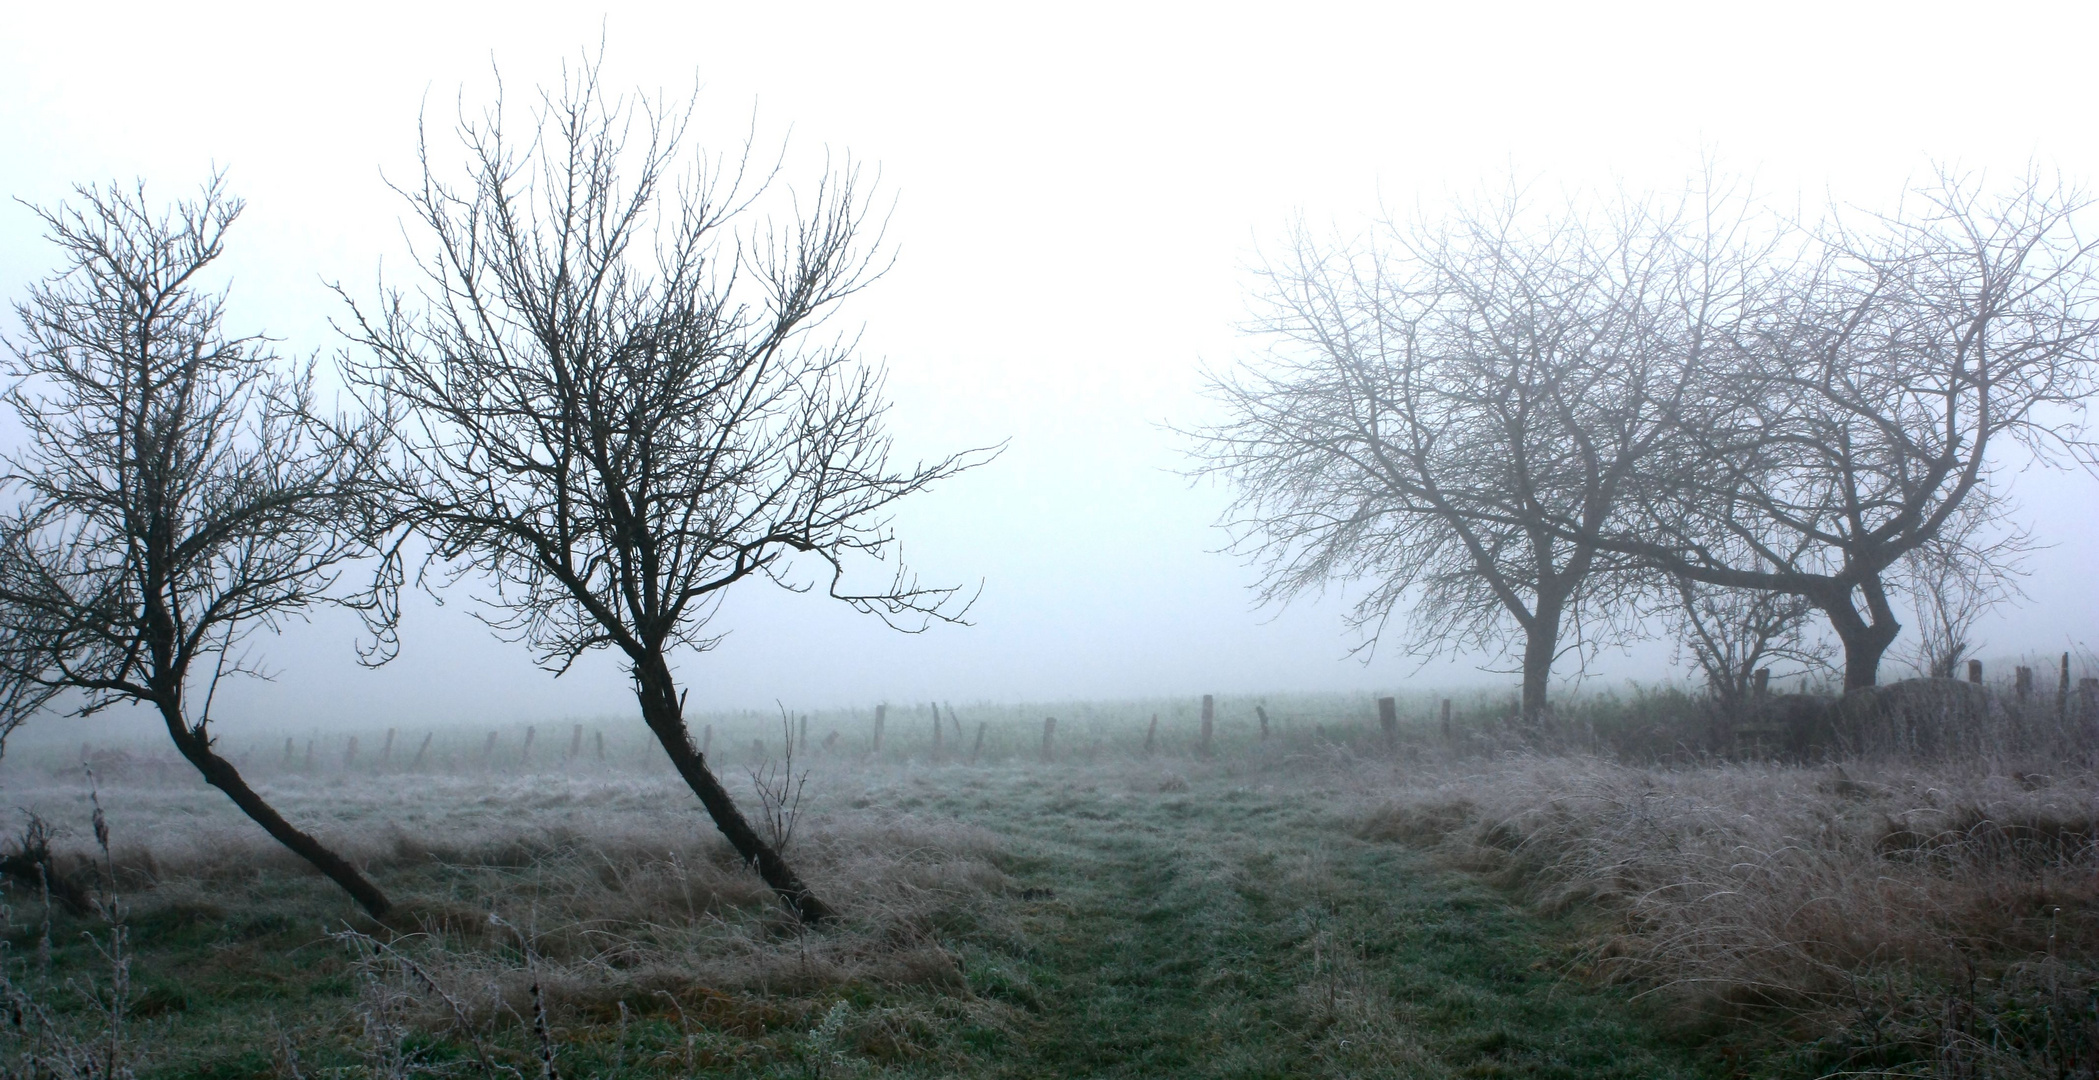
[1378,696,1398,752]
[1440,699,1453,742]
[1753,667,1770,696]
[2017,666,2034,702]
[1256,705,1271,741]
[1200,695,1215,757]
[873,704,887,756]
[568,724,583,761]
[594,729,605,761]
[1145,714,1159,755]
[481,730,499,765]
[413,732,433,768]
[1042,716,1057,762]
[932,703,944,755]
[344,736,359,767]
[971,721,987,763]
[1967,659,1984,684]
[2062,653,2073,725]
[283,737,295,765]
[521,725,536,765]
[949,704,963,743]
[381,727,396,765]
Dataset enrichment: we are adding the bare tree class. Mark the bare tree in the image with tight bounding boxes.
[339,61,991,923]
[1192,182,1759,717]
[1891,501,2027,679]
[0,178,394,915]
[1588,171,2099,689]
[1666,572,1828,708]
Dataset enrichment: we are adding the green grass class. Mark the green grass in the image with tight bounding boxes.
[1,754,1731,1078]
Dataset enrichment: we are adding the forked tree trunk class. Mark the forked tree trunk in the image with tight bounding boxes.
[632,654,834,924]
[1814,581,1900,691]
[158,706,391,917]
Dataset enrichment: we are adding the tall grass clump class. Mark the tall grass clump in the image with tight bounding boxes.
[1359,742,2099,1075]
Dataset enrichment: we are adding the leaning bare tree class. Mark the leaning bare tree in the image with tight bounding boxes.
[1193,183,1758,717]
[1587,171,2099,689]
[339,62,991,924]
[0,178,395,916]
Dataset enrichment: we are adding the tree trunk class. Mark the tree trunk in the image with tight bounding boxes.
[159,708,391,917]
[1519,600,1564,720]
[631,653,834,924]
[1833,621,1898,690]
[1815,580,1900,690]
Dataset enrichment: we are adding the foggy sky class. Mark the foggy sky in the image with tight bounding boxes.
[2,2,2096,729]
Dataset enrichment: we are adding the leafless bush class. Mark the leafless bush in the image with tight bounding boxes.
[748,710,811,855]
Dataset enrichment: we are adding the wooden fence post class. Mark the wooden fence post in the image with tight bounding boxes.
[932,703,943,755]
[568,724,583,760]
[1378,696,1398,752]
[2062,653,2073,725]
[413,732,433,768]
[521,725,536,766]
[305,739,316,769]
[1042,716,1057,762]
[283,737,295,765]
[381,728,396,765]
[1440,699,1453,742]
[1200,695,1214,757]
[2017,666,2034,702]
[948,704,963,743]
[1753,668,1770,695]
[971,721,987,763]
[481,731,498,764]
[873,704,886,755]
[1968,659,1984,684]
[1256,705,1270,741]
[1145,714,1158,755]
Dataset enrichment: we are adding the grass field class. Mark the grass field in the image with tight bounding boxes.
[0,691,2092,1077]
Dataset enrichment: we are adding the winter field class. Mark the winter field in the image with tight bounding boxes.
[2,686,2098,1078]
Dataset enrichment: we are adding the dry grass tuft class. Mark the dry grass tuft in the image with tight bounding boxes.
[1355,752,2099,1072]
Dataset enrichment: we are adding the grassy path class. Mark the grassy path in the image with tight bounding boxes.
[6,764,1738,1078]
[921,770,1726,1079]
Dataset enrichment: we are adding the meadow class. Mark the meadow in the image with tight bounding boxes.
[0,685,2094,1078]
